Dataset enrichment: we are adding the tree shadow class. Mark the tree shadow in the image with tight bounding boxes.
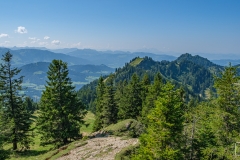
[11,149,49,158]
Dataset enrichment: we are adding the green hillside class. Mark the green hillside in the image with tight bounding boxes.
[129,57,144,67]
[78,54,220,111]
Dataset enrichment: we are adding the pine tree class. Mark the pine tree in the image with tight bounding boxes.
[102,75,117,127]
[141,73,163,124]
[212,64,240,158]
[140,73,151,102]
[37,60,86,147]
[0,51,32,150]
[118,73,142,120]
[133,82,185,160]
[93,76,105,131]
[24,97,37,114]
[0,103,10,159]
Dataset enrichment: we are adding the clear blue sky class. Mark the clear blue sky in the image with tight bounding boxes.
[0,0,239,54]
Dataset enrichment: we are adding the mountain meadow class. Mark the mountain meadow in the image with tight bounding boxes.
[0,49,240,160]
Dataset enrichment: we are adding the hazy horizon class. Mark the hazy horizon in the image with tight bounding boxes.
[0,0,239,55]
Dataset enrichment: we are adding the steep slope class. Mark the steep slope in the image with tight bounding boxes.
[78,54,221,110]
[176,53,224,74]
[115,56,214,95]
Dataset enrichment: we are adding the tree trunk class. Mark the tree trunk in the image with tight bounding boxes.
[63,137,68,145]
[13,138,17,150]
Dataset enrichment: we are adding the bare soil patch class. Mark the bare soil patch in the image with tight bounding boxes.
[57,136,138,160]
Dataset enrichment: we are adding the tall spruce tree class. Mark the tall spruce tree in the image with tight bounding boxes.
[93,75,117,130]
[140,73,151,104]
[37,60,86,147]
[102,75,118,127]
[118,73,142,120]
[141,73,163,124]
[0,103,10,159]
[0,51,32,150]
[212,64,240,158]
[133,82,185,160]
[93,76,105,131]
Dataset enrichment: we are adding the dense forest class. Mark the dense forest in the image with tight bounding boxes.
[1,51,240,159]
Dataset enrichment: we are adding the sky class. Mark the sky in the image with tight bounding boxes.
[0,0,239,55]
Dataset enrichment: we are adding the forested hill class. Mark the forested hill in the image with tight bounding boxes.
[78,53,223,110]
[176,53,224,74]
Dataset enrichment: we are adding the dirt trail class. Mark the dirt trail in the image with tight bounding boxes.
[57,136,138,160]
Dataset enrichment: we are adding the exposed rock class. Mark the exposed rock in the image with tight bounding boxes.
[57,137,138,160]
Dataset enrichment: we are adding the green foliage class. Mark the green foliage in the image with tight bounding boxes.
[23,97,38,114]
[80,111,95,133]
[93,76,106,131]
[182,65,240,159]
[176,53,224,74]
[77,54,215,110]
[102,75,118,126]
[103,119,143,137]
[133,82,185,160]
[118,73,143,120]
[37,59,86,148]
[77,79,97,113]
[0,113,10,160]
[115,145,139,160]
[0,51,33,150]
[141,72,163,124]
[213,64,240,158]
[183,101,218,159]
[93,75,118,131]
[129,57,144,67]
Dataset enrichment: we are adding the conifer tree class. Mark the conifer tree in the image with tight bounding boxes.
[24,96,37,114]
[93,76,105,131]
[211,64,240,158]
[0,104,10,159]
[133,82,185,160]
[37,60,86,147]
[0,51,32,150]
[102,75,117,127]
[140,73,151,102]
[118,73,142,120]
[141,73,163,124]
[115,80,128,105]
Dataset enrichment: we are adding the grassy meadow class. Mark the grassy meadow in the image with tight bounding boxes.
[4,111,95,160]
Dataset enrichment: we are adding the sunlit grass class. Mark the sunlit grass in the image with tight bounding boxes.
[130,58,143,67]
[4,111,95,159]
[81,111,95,134]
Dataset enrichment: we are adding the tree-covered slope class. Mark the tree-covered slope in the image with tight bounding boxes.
[115,56,213,95]
[78,54,222,109]
[176,53,224,74]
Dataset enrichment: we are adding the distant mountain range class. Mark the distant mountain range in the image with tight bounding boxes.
[52,49,177,68]
[0,47,239,100]
[78,53,232,108]
[19,62,114,99]
[2,47,240,67]
[0,48,90,67]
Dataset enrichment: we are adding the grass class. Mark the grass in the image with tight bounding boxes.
[104,119,137,132]
[102,119,142,137]
[115,145,139,160]
[81,111,95,134]
[48,140,88,160]
[5,111,95,160]
[6,112,54,160]
[129,58,144,67]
